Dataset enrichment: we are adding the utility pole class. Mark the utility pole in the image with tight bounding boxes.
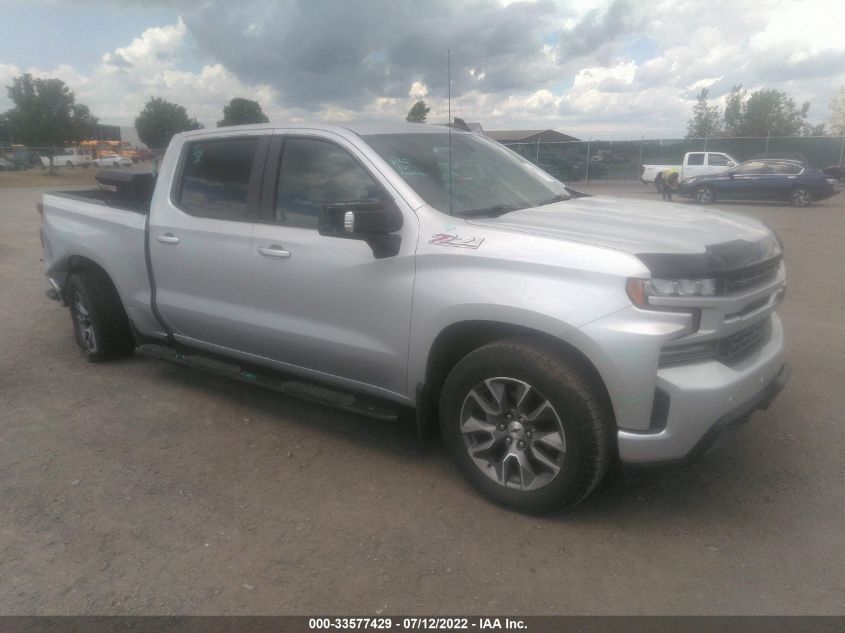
[585,137,592,184]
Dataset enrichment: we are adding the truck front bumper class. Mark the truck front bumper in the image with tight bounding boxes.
[617,315,789,464]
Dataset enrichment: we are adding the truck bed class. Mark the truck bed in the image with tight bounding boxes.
[41,189,161,338]
[49,189,151,214]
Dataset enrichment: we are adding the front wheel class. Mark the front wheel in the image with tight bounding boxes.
[791,187,812,207]
[695,185,715,204]
[440,338,613,514]
[67,270,135,362]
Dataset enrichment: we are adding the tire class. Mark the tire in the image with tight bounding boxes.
[66,161,74,169]
[67,270,134,362]
[791,186,812,207]
[695,185,715,204]
[439,338,613,514]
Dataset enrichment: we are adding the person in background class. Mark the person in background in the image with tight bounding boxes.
[662,169,679,201]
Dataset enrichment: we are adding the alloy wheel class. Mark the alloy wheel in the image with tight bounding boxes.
[73,295,98,353]
[459,377,566,491]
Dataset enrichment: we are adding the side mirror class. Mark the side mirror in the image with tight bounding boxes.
[319,200,402,236]
[319,199,403,259]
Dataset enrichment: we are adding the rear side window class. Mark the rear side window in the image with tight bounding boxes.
[708,154,731,166]
[275,138,382,227]
[179,138,260,219]
[687,153,705,165]
[769,162,802,175]
[734,161,766,175]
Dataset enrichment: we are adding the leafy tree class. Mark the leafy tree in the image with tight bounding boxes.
[4,73,75,147]
[829,86,845,136]
[741,90,808,136]
[218,97,269,127]
[135,97,202,149]
[686,88,721,138]
[723,85,746,137]
[406,100,430,123]
[70,103,99,141]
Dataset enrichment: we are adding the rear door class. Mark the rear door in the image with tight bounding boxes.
[150,133,270,351]
[246,133,417,397]
[682,153,706,180]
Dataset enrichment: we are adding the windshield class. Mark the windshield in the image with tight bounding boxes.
[362,132,569,216]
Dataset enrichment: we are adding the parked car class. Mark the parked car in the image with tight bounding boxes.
[92,155,133,168]
[0,157,21,171]
[591,149,626,164]
[7,148,42,169]
[40,123,790,514]
[641,151,737,189]
[678,159,839,206]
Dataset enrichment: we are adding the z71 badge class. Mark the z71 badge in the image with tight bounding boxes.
[428,233,485,249]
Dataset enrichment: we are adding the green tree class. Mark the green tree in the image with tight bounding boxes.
[829,86,845,135]
[70,103,99,141]
[135,97,202,149]
[4,73,75,146]
[217,97,269,127]
[406,100,430,123]
[723,85,746,137]
[686,88,722,138]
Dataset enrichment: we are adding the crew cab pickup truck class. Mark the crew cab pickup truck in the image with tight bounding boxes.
[641,151,737,188]
[40,123,790,513]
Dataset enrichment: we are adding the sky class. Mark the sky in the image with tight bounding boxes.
[1,0,844,139]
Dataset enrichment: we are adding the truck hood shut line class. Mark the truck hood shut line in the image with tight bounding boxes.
[466,195,782,276]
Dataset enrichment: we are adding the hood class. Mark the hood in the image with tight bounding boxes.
[466,195,781,277]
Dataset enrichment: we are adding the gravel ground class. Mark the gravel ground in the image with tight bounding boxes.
[1,184,843,615]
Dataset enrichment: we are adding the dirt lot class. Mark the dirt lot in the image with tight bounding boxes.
[1,184,843,615]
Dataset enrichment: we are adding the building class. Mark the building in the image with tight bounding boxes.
[484,129,581,144]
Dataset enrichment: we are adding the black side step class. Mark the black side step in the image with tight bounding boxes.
[137,344,399,422]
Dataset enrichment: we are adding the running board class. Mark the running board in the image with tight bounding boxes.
[137,344,399,422]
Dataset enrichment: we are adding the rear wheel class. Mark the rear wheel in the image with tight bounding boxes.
[66,161,74,169]
[695,185,715,204]
[440,338,613,514]
[67,270,134,362]
[791,186,812,207]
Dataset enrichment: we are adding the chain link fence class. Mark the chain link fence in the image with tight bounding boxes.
[499,135,845,184]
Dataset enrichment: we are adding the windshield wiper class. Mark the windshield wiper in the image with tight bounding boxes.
[455,203,527,218]
[535,193,571,206]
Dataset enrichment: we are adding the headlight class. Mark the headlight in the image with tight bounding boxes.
[626,277,717,308]
[827,178,838,185]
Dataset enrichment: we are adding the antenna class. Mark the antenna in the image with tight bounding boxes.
[448,49,453,215]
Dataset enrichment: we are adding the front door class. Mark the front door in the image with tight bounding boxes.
[248,135,417,398]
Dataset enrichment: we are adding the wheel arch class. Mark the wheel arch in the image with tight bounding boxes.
[416,320,614,439]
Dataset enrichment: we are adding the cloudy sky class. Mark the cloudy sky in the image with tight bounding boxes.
[1,0,844,139]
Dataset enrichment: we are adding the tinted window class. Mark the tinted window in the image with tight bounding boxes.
[708,154,731,166]
[734,161,767,175]
[769,162,802,175]
[687,153,705,166]
[276,138,382,227]
[180,138,259,219]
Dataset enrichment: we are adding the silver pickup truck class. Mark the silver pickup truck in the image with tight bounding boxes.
[39,123,790,513]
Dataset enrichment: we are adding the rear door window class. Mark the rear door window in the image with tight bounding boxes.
[179,138,261,219]
[708,154,731,166]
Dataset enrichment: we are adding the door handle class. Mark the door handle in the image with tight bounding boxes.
[257,245,291,258]
[156,233,180,244]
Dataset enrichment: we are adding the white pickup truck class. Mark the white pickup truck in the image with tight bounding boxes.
[641,151,737,188]
[38,123,789,514]
[40,147,92,169]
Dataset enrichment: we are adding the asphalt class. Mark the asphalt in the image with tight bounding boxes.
[1,183,843,615]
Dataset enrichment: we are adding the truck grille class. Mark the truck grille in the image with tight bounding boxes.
[722,257,781,293]
[716,318,771,365]
[660,318,772,367]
